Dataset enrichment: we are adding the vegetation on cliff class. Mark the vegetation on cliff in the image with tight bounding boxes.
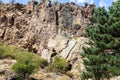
[82,0,120,80]
[0,43,48,79]
[46,56,69,73]
[0,43,70,79]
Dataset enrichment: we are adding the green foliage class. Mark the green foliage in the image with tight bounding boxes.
[13,52,48,79]
[47,56,69,73]
[82,0,120,80]
[12,51,48,79]
[90,7,108,24]
[0,43,15,59]
[0,42,48,79]
[53,56,69,72]
[12,52,40,78]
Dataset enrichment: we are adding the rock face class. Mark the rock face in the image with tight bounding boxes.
[0,1,95,54]
[48,36,91,79]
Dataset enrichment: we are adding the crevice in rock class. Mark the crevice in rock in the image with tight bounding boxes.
[0,70,5,75]
[67,64,72,71]
[66,41,77,59]
[1,27,6,40]
[9,16,15,26]
[31,48,38,53]
[55,11,59,26]
[55,11,59,33]
[27,44,37,54]
[51,49,57,57]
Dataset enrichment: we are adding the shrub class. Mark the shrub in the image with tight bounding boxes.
[12,51,48,79]
[0,43,15,59]
[47,56,69,73]
[0,42,49,79]
[12,52,41,79]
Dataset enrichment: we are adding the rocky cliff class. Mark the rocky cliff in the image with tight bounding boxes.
[0,0,94,53]
[0,1,95,79]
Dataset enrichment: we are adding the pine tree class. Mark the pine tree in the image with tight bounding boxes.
[81,0,120,80]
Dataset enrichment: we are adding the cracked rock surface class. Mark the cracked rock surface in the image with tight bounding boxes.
[0,1,94,54]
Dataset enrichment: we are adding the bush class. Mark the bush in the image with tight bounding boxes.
[12,52,40,79]
[0,42,48,79]
[0,43,15,59]
[47,56,69,73]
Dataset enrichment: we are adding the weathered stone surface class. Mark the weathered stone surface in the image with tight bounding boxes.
[0,1,94,55]
[110,76,120,80]
[60,40,77,59]
[48,35,91,79]
[0,59,16,80]
[41,49,51,62]
[31,69,71,80]
[48,35,68,53]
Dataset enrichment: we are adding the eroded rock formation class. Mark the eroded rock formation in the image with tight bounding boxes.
[0,1,95,53]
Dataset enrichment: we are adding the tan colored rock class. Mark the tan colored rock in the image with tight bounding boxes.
[0,59,16,80]
[0,2,94,55]
[56,75,71,80]
[41,49,51,62]
[31,69,71,80]
[48,35,68,53]
[110,76,120,80]
[60,39,77,59]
